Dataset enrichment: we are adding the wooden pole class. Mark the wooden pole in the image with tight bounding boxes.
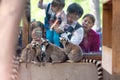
[22,0,31,48]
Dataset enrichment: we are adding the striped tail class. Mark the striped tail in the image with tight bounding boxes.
[10,56,20,80]
[83,59,103,80]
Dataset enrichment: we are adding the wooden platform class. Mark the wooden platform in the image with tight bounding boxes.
[19,62,98,80]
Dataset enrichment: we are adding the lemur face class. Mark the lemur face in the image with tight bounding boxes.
[36,42,40,47]
[31,41,37,49]
[41,38,49,52]
[31,40,41,50]
[41,38,49,47]
[59,37,68,46]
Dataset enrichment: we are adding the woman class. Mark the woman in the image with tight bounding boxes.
[79,14,100,53]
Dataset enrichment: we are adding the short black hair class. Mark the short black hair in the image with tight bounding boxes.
[83,14,95,24]
[51,0,65,9]
[67,3,83,18]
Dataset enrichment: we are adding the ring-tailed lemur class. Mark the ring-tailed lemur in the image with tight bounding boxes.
[32,41,45,66]
[60,37,103,80]
[83,59,103,80]
[60,37,83,62]
[19,43,36,68]
[10,56,20,80]
[41,38,67,64]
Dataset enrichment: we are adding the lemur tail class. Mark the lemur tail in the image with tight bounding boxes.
[83,59,103,80]
[10,56,20,80]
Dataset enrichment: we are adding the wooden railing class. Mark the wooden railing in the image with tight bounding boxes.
[83,52,102,60]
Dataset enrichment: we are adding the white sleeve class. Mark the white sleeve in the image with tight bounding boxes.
[70,27,84,45]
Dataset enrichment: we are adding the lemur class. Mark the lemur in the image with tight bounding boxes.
[41,38,67,64]
[60,37,83,62]
[19,43,36,67]
[60,37,103,80]
[31,41,45,66]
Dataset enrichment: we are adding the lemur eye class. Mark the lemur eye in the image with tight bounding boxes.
[36,42,39,45]
[41,42,45,45]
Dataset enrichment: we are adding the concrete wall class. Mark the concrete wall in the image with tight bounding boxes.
[19,63,98,80]
[103,69,120,80]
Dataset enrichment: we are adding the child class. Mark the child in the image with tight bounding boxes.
[79,14,100,53]
[31,27,43,45]
[30,20,45,42]
[61,3,84,46]
[38,0,67,47]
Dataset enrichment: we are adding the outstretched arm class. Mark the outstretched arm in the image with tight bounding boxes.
[38,0,47,9]
[50,19,59,30]
[38,0,43,8]
[0,0,25,80]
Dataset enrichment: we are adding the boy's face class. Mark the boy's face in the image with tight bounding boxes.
[82,16,94,32]
[67,13,79,25]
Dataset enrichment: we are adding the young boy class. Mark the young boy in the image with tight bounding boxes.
[61,3,84,46]
[38,0,67,47]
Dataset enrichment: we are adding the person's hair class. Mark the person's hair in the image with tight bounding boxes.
[82,14,95,24]
[37,21,44,30]
[51,0,65,9]
[30,21,44,32]
[67,3,83,18]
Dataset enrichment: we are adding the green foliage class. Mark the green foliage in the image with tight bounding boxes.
[31,0,102,23]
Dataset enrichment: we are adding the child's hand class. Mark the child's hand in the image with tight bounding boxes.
[50,19,59,30]
[54,28,63,33]
[50,22,59,31]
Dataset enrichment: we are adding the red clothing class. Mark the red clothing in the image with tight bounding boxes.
[79,29,100,53]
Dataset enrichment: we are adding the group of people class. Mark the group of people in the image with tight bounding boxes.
[36,0,100,53]
[0,0,101,79]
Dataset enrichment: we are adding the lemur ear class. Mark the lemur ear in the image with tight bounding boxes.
[41,38,45,42]
[46,39,49,43]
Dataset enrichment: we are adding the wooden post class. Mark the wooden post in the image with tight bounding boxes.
[102,1,112,48]
[103,0,120,75]
[112,0,120,74]
[22,0,30,48]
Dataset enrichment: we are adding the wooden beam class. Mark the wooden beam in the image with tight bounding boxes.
[83,52,102,60]
[103,0,120,75]
[103,0,111,4]
[103,1,112,48]
[22,0,30,48]
[102,0,112,74]
[112,0,120,74]
[22,15,30,48]
[19,63,99,80]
